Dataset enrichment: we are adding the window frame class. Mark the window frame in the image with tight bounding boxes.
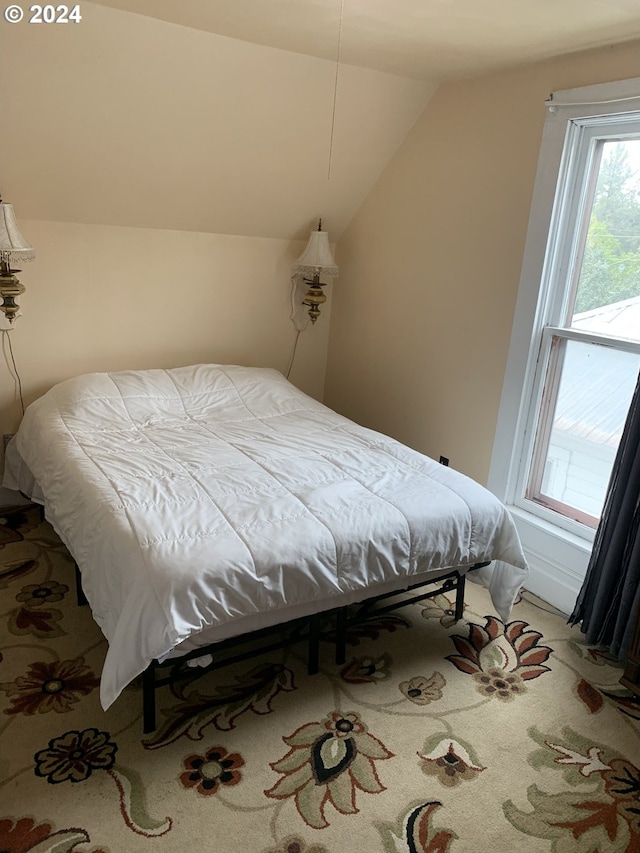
[489,78,640,551]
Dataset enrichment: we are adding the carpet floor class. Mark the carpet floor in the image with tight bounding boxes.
[1,503,639,853]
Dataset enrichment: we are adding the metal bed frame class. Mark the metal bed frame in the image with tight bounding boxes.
[75,561,488,733]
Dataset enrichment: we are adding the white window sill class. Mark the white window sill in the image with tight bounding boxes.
[507,504,594,553]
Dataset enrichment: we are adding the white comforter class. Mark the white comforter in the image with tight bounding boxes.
[4,364,527,709]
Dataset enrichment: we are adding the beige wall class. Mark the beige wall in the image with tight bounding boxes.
[324,40,640,485]
[0,220,332,438]
[0,1,435,460]
[0,2,433,240]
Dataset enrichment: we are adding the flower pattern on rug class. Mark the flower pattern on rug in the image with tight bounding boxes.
[2,504,638,852]
[0,507,40,546]
[503,726,640,850]
[420,593,461,628]
[376,801,458,852]
[265,710,393,829]
[0,508,41,589]
[418,733,485,788]
[473,667,527,701]
[180,745,245,796]
[0,656,100,715]
[340,653,392,684]
[34,727,117,783]
[446,615,552,698]
[260,835,329,853]
[33,728,173,837]
[0,817,92,853]
[15,580,69,607]
[399,672,446,705]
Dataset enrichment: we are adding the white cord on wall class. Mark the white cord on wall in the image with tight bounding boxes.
[2,329,24,415]
[286,275,311,380]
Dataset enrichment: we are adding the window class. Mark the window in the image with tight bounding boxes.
[524,135,640,528]
[489,78,640,613]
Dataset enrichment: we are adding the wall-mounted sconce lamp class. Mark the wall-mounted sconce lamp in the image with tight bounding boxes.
[0,196,35,324]
[291,219,338,324]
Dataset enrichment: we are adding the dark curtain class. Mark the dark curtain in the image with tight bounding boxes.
[569,370,640,661]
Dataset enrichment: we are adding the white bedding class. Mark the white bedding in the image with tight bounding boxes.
[4,364,528,710]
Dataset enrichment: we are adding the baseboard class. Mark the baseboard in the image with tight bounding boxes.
[522,549,580,618]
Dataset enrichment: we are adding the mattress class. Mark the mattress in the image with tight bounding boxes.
[3,364,528,710]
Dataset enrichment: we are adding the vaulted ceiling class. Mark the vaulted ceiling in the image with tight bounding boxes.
[91,0,640,81]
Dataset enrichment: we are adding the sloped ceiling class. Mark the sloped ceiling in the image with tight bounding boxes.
[91,0,640,80]
[1,0,638,240]
[0,2,434,240]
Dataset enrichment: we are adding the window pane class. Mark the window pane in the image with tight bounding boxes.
[532,338,640,522]
[571,138,640,342]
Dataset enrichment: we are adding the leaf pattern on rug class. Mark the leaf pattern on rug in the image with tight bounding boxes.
[577,678,605,713]
[143,662,296,749]
[0,522,25,547]
[0,558,38,588]
[376,800,458,852]
[0,817,93,853]
[446,615,552,699]
[265,710,393,829]
[503,726,640,850]
[600,688,640,721]
[108,766,173,837]
[576,677,640,721]
[568,641,623,668]
[323,613,410,647]
[7,606,66,638]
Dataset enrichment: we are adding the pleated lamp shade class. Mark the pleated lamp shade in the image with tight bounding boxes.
[0,202,35,264]
[292,228,338,278]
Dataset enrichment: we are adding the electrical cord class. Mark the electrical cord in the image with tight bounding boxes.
[518,589,569,619]
[286,276,311,380]
[2,329,24,415]
[327,0,345,180]
[286,329,302,380]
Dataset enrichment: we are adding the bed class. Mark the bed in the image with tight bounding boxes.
[3,364,528,726]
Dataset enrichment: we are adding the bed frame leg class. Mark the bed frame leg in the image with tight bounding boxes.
[335,608,347,665]
[142,664,156,733]
[74,563,88,606]
[455,572,466,621]
[308,615,320,675]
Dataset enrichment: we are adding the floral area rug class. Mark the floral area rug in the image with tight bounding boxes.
[1,503,639,853]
